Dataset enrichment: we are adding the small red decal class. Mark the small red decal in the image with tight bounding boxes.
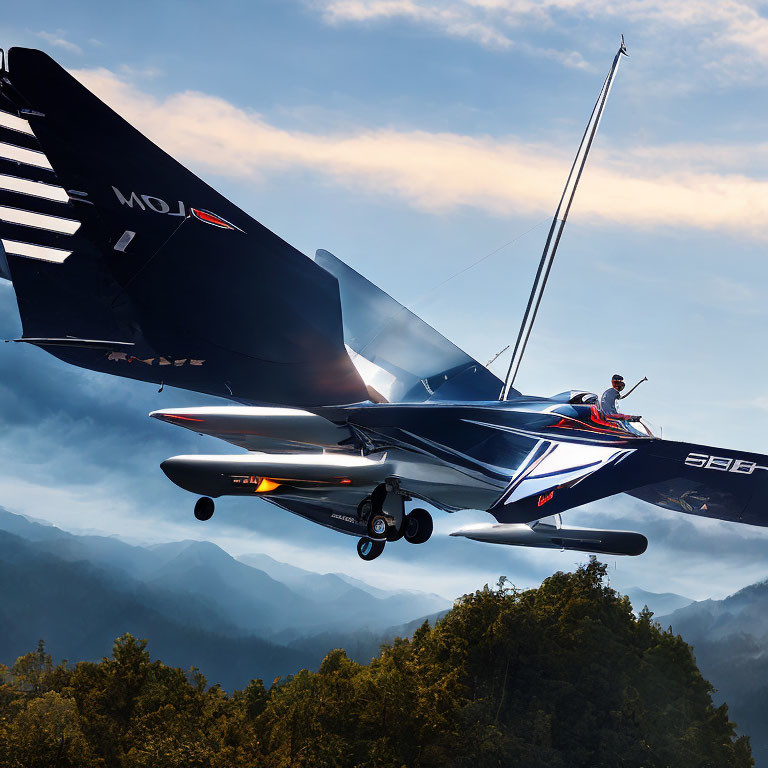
[538,490,554,507]
[164,414,204,422]
[190,208,242,231]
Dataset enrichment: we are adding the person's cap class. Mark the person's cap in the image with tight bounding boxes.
[612,374,624,382]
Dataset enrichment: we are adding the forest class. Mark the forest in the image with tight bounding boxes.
[0,561,754,767]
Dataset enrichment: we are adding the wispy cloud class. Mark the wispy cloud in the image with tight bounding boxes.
[313,0,768,78]
[69,66,768,241]
[702,276,766,316]
[316,0,591,67]
[118,64,164,80]
[36,29,83,56]
[321,0,513,47]
[750,396,768,413]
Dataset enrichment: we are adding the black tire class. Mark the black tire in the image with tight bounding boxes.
[367,513,388,540]
[357,537,385,561]
[194,496,215,521]
[404,507,433,544]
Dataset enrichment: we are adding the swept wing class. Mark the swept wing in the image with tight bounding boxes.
[489,435,768,526]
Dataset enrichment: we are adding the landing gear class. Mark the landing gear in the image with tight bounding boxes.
[194,496,215,521]
[357,537,385,561]
[386,519,405,542]
[367,513,388,540]
[355,496,432,558]
[364,482,408,542]
[403,507,433,544]
[362,487,395,541]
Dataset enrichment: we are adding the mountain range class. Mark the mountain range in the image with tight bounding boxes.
[657,582,768,766]
[0,507,446,690]
[3,505,767,763]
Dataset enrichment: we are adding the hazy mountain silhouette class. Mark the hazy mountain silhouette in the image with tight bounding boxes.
[0,529,306,691]
[658,580,768,765]
[237,551,448,641]
[623,586,693,616]
[0,507,447,690]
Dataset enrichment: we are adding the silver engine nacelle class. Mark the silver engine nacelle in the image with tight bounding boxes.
[450,520,648,556]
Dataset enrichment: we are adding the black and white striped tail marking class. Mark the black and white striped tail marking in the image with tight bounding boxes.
[0,108,80,266]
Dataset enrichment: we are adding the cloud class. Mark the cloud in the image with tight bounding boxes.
[35,30,83,56]
[315,0,591,67]
[313,0,768,74]
[118,64,163,80]
[701,276,767,316]
[68,66,768,241]
[320,0,514,48]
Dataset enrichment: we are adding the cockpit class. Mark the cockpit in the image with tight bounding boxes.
[549,390,658,438]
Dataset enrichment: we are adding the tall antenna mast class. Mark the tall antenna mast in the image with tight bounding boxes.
[500,37,628,400]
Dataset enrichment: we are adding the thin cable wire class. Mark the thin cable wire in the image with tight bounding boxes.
[407,217,549,312]
[356,217,549,358]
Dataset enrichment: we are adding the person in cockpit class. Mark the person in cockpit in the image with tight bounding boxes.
[600,374,642,421]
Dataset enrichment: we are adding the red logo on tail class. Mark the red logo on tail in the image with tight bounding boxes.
[190,208,243,232]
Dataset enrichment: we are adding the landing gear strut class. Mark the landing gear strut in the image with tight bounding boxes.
[363,483,408,542]
[357,537,385,561]
[194,496,215,521]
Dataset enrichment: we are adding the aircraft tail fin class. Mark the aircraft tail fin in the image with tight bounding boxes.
[316,248,507,403]
[0,47,367,406]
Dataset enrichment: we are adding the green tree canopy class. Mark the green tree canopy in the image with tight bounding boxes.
[0,561,754,767]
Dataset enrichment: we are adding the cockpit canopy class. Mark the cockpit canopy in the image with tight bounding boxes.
[549,390,599,405]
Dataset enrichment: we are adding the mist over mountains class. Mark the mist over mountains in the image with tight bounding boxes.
[658,582,768,766]
[0,507,446,690]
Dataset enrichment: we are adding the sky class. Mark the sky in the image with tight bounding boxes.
[1,0,768,604]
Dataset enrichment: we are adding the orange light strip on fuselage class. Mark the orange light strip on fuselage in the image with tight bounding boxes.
[232,475,354,493]
[255,478,281,493]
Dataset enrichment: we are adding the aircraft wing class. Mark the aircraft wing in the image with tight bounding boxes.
[150,406,350,452]
[316,249,507,402]
[0,47,368,406]
[625,440,768,527]
[489,436,768,527]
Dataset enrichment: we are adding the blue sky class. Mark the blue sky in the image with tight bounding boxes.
[1,0,768,602]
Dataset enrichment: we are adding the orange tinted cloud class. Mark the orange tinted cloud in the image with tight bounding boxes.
[74,67,768,240]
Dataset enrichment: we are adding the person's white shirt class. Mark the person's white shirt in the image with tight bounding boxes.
[600,387,620,414]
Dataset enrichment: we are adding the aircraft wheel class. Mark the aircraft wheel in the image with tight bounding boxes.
[357,537,385,561]
[194,496,215,521]
[367,513,388,540]
[404,508,433,544]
